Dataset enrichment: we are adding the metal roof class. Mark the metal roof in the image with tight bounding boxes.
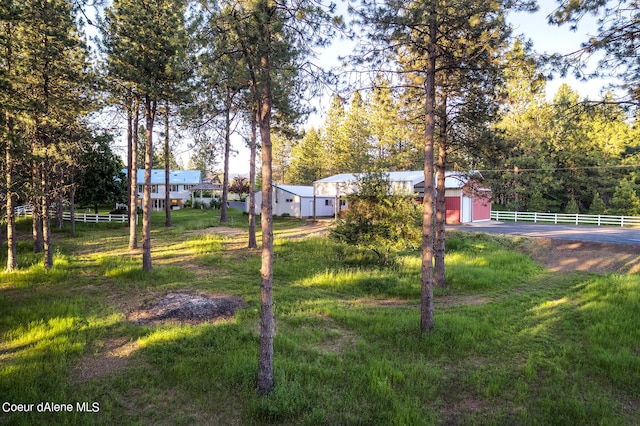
[314,171,425,186]
[274,184,315,198]
[123,169,202,185]
[314,170,480,189]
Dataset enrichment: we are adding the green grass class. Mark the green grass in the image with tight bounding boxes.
[0,209,638,425]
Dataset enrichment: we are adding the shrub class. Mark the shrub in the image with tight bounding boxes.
[330,171,421,265]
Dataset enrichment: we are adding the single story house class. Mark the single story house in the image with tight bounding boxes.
[249,184,335,218]
[312,170,491,223]
[124,169,201,210]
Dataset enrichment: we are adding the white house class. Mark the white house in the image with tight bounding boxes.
[312,170,491,223]
[124,169,202,210]
[249,184,334,218]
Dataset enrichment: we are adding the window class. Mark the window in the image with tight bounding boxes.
[170,185,179,192]
[151,185,158,193]
[138,185,143,193]
[325,200,332,206]
[285,198,293,203]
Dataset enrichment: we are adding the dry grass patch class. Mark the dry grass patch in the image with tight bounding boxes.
[72,337,142,383]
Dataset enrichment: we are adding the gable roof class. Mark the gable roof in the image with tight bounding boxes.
[274,184,315,197]
[315,171,482,188]
[314,170,425,187]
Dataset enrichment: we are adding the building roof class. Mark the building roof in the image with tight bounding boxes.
[314,170,426,186]
[123,169,202,185]
[274,184,315,198]
[315,170,481,189]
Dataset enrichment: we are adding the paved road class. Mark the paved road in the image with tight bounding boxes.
[455,221,640,246]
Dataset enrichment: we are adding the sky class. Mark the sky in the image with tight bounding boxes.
[216,0,612,176]
[125,0,609,176]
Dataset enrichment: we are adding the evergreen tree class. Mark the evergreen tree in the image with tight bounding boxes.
[286,127,326,184]
[550,0,640,103]
[565,196,580,214]
[330,171,421,265]
[102,0,190,271]
[589,191,606,215]
[338,91,372,173]
[368,77,416,170]
[17,0,94,267]
[610,178,640,216]
[354,0,519,332]
[322,94,346,175]
[215,0,340,395]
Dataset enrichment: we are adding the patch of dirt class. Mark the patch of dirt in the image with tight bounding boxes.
[127,292,247,326]
[305,315,358,356]
[523,238,640,274]
[72,292,246,383]
[186,226,245,237]
[71,337,142,383]
[346,296,489,309]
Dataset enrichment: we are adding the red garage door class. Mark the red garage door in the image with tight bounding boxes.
[472,193,491,221]
[445,196,461,224]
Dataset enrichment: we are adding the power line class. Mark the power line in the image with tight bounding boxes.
[476,164,640,173]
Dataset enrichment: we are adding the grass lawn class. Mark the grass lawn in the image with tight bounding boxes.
[0,209,638,425]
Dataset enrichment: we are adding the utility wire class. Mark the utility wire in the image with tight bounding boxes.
[476,164,640,173]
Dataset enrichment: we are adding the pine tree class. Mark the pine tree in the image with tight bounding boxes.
[322,95,346,175]
[18,0,94,268]
[286,127,326,184]
[102,0,190,271]
[610,178,640,216]
[218,0,339,395]
[589,191,606,215]
[354,0,518,332]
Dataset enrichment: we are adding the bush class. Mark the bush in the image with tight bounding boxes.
[330,172,421,265]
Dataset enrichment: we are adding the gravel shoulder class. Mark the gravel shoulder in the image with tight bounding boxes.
[521,238,640,274]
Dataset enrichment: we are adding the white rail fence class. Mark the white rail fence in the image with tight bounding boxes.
[491,210,640,227]
[14,205,129,224]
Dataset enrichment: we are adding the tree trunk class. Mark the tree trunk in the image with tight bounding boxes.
[164,100,172,227]
[420,3,437,334]
[248,108,258,249]
[434,93,447,288]
[126,93,133,223]
[32,157,43,254]
[42,158,53,268]
[142,95,156,271]
[129,96,140,250]
[69,177,76,238]
[5,114,17,272]
[220,91,232,223]
[55,164,64,229]
[257,48,275,397]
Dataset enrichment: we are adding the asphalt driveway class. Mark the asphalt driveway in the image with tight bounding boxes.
[455,221,640,246]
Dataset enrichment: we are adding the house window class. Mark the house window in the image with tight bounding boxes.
[285,198,293,203]
[340,199,347,206]
[138,185,143,193]
[170,185,179,192]
[151,185,158,193]
[325,200,332,206]
[183,185,189,191]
